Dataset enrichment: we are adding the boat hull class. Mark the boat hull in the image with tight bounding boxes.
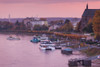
[39,46,55,50]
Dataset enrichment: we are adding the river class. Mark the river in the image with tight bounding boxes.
[0,34,86,67]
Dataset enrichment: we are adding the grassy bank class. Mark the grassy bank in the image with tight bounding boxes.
[0,30,87,39]
[81,48,100,57]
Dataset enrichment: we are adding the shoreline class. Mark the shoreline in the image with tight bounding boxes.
[0,31,40,36]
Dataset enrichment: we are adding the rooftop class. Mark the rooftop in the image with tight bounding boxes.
[82,8,100,17]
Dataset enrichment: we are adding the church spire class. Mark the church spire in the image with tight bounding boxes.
[86,3,88,9]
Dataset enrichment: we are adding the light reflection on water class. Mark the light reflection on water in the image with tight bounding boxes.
[0,34,86,67]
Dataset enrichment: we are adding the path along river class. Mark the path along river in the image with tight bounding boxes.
[0,34,86,67]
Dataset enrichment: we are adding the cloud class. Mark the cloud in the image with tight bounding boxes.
[0,0,100,4]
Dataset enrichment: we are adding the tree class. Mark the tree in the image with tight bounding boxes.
[75,21,82,32]
[0,21,13,30]
[33,24,49,31]
[93,10,100,40]
[20,22,26,30]
[64,19,70,24]
[62,21,73,32]
[33,25,41,31]
[82,19,93,33]
[7,22,13,30]
[55,19,73,33]
[15,20,21,30]
[41,25,48,31]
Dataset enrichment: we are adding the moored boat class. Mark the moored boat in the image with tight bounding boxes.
[7,36,20,40]
[30,37,39,43]
[61,48,73,54]
[55,45,62,49]
[39,45,55,50]
[39,40,55,50]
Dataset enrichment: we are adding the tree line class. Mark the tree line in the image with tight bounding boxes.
[0,19,74,33]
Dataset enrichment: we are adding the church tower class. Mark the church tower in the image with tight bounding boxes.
[86,3,88,9]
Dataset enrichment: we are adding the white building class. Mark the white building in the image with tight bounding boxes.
[30,20,48,27]
[49,25,60,31]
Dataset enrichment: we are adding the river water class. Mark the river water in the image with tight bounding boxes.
[0,34,86,67]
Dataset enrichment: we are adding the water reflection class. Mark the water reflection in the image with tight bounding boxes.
[40,50,54,54]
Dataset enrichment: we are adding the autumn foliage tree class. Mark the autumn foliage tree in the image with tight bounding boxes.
[82,19,93,33]
[61,22,73,32]
[93,10,100,40]
[33,24,48,31]
[55,19,73,33]
[61,19,73,33]
[0,21,13,30]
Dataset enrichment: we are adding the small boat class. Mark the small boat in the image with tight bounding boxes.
[61,48,73,54]
[40,40,55,46]
[30,37,39,43]
[39,40,55,50]
[55,45,62,49]
[7,36,20,40]
[39,45,55,50]
[40,34,49,42]
[40,37,49,42]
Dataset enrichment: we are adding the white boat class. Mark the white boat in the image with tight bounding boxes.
[40,40,55,46]
[40,34,49,41]
[55,45,62,49]
[39,45,55,50]
[39,41,55,50]
[7,36,20,40]
[40,37,49,42]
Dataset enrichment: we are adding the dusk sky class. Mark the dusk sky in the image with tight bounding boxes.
[0,0,100,18]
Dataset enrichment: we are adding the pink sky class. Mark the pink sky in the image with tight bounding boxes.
[0,0,100,18]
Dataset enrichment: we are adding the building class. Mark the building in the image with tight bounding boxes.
[23,17,48,30]
[49,25,60,31]
[78,4,100,32]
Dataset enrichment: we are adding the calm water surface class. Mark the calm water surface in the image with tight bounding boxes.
[0,34,86,67]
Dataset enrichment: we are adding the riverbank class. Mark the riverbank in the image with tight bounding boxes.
[0,31,36,36]
[80,47,100,67]
[81,48,100,57]
[67,42,100,67]
[0,30,87,39]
